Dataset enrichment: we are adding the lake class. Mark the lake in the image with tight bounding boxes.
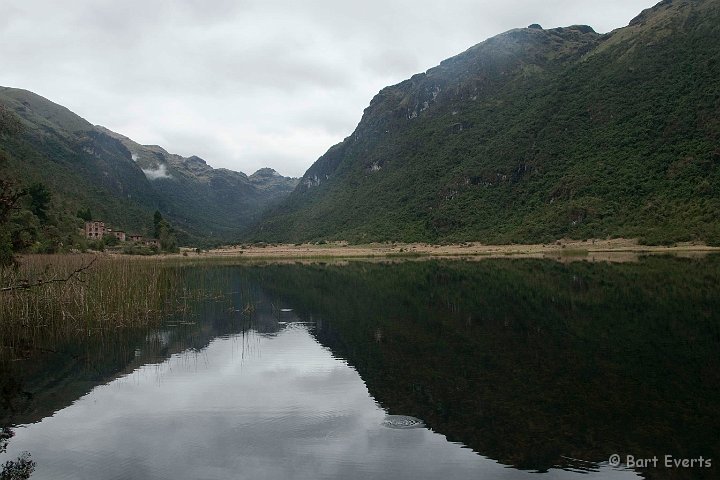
[1,255,719,479]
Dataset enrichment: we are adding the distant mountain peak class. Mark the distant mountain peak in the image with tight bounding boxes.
[187,155,207,165]
[251,167,283,178]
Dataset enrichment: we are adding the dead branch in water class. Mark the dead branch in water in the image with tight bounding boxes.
[0,257,98,292]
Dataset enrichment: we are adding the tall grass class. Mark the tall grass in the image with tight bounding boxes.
[0,254,185,335]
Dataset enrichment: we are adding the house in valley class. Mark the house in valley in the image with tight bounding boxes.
[85,221,160,249]
[84,221,126,242]
[85,221,106,239]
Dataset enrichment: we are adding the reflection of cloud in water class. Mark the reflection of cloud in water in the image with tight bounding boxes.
[4,326,640,480]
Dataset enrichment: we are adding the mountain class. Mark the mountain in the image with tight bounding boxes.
[253,0,720,245]
[0,87,297,244]
[95,127,297,242]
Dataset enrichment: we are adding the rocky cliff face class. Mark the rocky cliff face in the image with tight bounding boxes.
[0,87,298,244]
[253,0,720,245]
[301,24,601,190]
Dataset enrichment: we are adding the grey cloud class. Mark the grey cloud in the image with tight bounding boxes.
[0,0,659,178]
[361,49,423,78]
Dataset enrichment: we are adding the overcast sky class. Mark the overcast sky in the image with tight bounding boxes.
[0,0,658,177]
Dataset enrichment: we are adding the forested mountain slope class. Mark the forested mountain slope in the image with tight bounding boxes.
[0,87,297,245]
[254,0,720,245]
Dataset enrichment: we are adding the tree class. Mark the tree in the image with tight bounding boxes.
[0,106,24,268]
[27,183,51,223]
[76,208,92,222]
[152,210,178,252]
[104,234,119,247]
[8,210,39,252]
[0,427,35,479]
[153,210,163,238]
[0,107,24,225]
[0,181,24,267]
[157,220,178,253]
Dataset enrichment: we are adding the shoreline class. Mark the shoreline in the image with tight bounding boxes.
[15,239,718,265]
[193,238,720,261]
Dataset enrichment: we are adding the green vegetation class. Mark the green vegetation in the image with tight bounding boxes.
[0,106,179,261]
[0,106,84,264]
[0,255,183,331]
[0,428,34,480]
[0,91,157,241]
[0,89,297,248]
[76,207,92,222]
[2,181,84,257]
[254,0,720,246]
[153,210,179,253]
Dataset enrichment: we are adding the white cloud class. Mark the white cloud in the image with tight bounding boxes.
[0,0,658,177]
[141,163,172,181]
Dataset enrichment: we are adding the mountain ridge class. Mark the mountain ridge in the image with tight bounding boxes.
[0,86,298,245]
[252,0,720,245]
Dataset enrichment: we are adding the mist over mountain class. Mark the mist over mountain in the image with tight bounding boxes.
[252,0,720,245]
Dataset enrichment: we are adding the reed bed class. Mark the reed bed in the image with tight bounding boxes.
[0,255,257,366]
[0,254,185,334]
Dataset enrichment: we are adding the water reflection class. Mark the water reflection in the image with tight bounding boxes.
[1,256,718,479]
[3,325,637,480]
[245,256,720,479]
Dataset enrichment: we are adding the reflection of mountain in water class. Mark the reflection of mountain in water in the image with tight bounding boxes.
[246,257,720,479]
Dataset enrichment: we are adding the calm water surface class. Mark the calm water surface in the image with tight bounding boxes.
[2,256,719,479]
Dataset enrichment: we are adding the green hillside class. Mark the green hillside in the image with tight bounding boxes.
[0,88,297,246]
[253,0,720,245]
[96,127,297,243]
[0,88,157,235]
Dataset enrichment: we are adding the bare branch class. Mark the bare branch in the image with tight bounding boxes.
[1,257,98,292]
